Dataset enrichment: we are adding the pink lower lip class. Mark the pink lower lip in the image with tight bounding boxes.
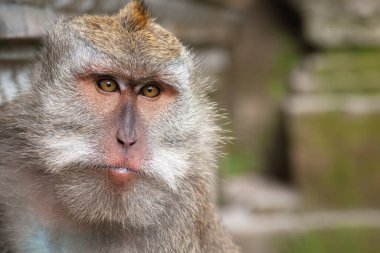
[105,167,137,185]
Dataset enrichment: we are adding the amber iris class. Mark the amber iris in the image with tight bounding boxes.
[141,84,160,98]
[97,79,118,92]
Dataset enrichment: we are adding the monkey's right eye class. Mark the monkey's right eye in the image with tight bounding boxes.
[96,79,119,93]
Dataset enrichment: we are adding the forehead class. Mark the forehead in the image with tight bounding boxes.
[69,15,183,65]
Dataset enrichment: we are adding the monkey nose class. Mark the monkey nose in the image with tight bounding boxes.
[116,128,137,149]
[117,136,136,147]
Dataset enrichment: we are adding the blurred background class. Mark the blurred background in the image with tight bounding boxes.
[1,0,380,252]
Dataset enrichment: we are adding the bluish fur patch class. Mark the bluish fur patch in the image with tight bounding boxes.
[22,223,84,253]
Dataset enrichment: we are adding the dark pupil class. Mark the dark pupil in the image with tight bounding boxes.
[106,81,112,87]
[147,86,153,93]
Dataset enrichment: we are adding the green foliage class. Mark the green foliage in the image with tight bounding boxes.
[268,33,301,100]
[220,147,257,177]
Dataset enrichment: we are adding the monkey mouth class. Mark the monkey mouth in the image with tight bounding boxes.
[94,165,140,184]
[95,165,139,175]
[110,167,135,174]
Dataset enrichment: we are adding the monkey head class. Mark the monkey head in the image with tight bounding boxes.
[27,0,220,228]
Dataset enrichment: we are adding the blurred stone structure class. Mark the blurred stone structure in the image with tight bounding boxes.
[287,0,380,208]
[0,1,53,104]
[292,0,380,48]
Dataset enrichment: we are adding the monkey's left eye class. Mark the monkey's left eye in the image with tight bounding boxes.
[96,79,119,93]
[139,84,161,98]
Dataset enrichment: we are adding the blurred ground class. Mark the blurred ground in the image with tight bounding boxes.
[221,175,380,252]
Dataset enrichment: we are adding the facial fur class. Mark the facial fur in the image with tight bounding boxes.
[15,0,222,228]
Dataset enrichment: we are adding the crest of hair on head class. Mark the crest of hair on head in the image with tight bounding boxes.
[119,0,151,32]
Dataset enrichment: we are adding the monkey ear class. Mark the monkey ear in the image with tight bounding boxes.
[119,0,151,32]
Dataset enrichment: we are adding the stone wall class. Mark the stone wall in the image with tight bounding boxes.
[0,2,52,103]
[291,0,380,48]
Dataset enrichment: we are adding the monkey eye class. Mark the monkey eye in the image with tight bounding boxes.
[96,79,119,93]
[139,83,161,98]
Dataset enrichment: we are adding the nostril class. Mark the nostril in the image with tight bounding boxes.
[117,137,125,146]
[117,137,136,147]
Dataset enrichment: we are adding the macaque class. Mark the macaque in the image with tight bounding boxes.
[0,1,239,252]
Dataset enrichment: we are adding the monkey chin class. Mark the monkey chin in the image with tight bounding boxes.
[54,164,173,228]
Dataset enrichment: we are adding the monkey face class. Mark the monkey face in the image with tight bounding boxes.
[76,71,185,189]
[28,2,220,228]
